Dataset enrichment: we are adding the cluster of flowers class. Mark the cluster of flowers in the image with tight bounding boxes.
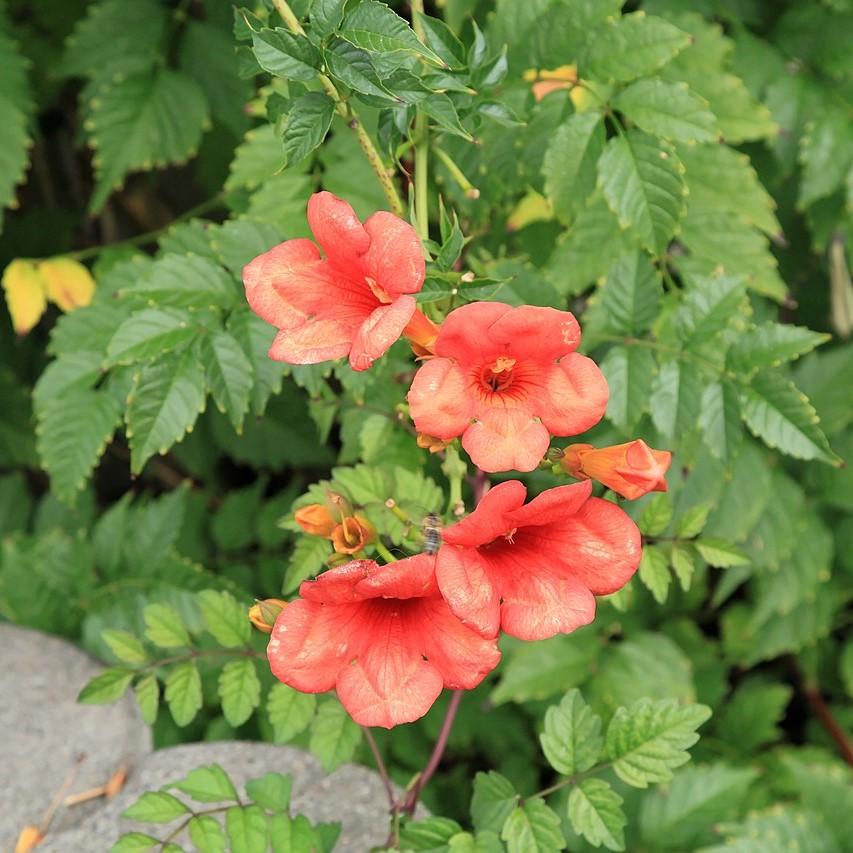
[244,192,671,728]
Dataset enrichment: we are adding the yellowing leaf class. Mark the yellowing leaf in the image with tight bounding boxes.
[507,190,553,231]
[2,259,47,334]
[39,258,96,312]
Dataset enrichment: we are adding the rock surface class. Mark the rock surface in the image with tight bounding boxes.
[0,624,152,851]
[39,741,399,852]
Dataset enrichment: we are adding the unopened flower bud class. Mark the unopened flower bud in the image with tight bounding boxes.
[331,515,376,554]
[294,504,336,537]
[561,440,672,500]
[417,432,451,453]
[248,599,287,633]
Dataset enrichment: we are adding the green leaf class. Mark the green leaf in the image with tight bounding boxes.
[639,493,673,537]
[227,307,286,416]
[173,764,239,803]
[699,381,743,461]
[102,629,148,664]
[471,772,518,835]
[111,832,161,852]
[540,689,603,776]
[188,815,227,853]
[144,603,190,648]
[324,40,396,101]
[32,351,103,415]
[126,350,207,474]
[311,0,348,38]
[165,661,203,727]
[739,370,840,465]
[669,543,695,590]
[728,323,829,374]
[417,13,466,69]
[202,331,254,433]
[129,255,238,310]
[106,308,197,366]
[87,69,209,213]
[135,674,160,725]
[543,113,605,223]
[219,658,261,727]
[799,111,853,207]
[613,79,718,143]
[674,504,711,539]
[246,772,292,812]
[715,680,791,751]
[501,799,565,853]
[694,538,750,567]
[421,94,474,141]
[36,388,121,505]
[197,590,251,648]
[251,28,321,81]
[77,667,134,704]
[340,0,443,65]
[568,779,626,852]
[675,275,745,346]
[225,805,268,853]
[649,360,702,440]
[583,12,690,83]
[597,252,662,336]
[122,791,190,823]
[282,92,335,167]
[598,130,687,254]
[226,125,285,192]
[267,683,317,743]
[309,700,362,772]
[600,345,655,431]
[605,698,712,788]
[638,546,671,604]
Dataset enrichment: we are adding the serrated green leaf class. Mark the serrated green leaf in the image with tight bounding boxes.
[226,307,286,416]
[197,590,251,648]
[246,772,292,813]
[540,689,603,776]
[638,493,673,537]
[111,832,161,852]
[122,791,190,823]
[501,799,565,853]
[144,602,190,648]
[78,667,134,704]
[543,112,605,223]
[36,388,121,505]
[600,345,655,431]
[583,12,690,83]
[226,125,285,192]
[126,350,207,474]
[173,764,239,804]
[311,0,348,38]
[674,504,711,539]
[697,807,836,853]
[202,331,253,432]
[613,79,718,143]
[669,543,695,591]
[106,308,197,366]
[598,130,686,255]
[324,39,396,101]
[605,698,711,787]
[650,360,702,440]
[189,815,227,853]
[33,351,104,415]
[87,69,208,213]
[675,275,745,346]
[597,252,662,336]
[568,779,626,852]
[694,538,750,567]
[799,111,853,207]
[638,546,671,604]
[102,629,148,664]
[715,680,791,751]
[282,92,335,167]
[699,380,743,461]
[421,93,474,141]
[728,323,829,374]
[225,805,268,853]
[399,816,463,850]
[251,28,321,81]
[417,12,466,69]
[129,254,238,310]
[471,771,518,835]
[340,0,443,65]
[310,700,362,772]
[739,370,840,465]
[282,534,331,594]
[135,673,160,725]
[219,658,261,727]
[165,661,203,726]
[267,682,317,743]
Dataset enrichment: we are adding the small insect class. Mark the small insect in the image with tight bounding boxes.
[422,513,444,555]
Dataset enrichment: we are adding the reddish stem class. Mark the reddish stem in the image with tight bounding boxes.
[803,684,853,765]
[362,726,396,809]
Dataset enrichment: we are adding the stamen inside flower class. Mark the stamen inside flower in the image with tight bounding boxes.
[480,356,517,392]
[365,276,393,304]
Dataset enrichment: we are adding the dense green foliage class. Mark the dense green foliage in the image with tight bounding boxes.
[1,0,851,851]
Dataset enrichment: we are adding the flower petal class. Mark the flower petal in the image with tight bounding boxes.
[435,546,501,638]
[408,357,475,440]
[503,481,593,529]
[354,553,439,600]
[410,597,501,687]
[268,318,354,363]
[534,355,609,436]
[462,408,550,472]
[488,305,581,362]
[434,301,511,361]
[307,191,370,270]
[348,295,417,371]
[267,599,354,693]
[336,609,443,728]
[364,211,426,296]
[299,560,373,604]
[441,480,527,548]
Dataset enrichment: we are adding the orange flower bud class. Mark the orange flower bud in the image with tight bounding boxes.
[15,826,44,853]
[331,515,375,554]
[294,504,336,537]
[561,440,672,501]
[248,599,287,633]
[403,308,440,359]
[417,432,451,453]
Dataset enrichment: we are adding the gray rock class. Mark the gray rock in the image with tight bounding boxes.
[0,624,152,851]
[39,741,407,852]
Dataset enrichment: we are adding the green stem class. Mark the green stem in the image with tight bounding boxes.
[139,646,264,673]
[411,0,430,241]
[271,0,405,217]
[374,539,399,564]
[441,444,466,516]
[526,762,611,802]
[434,147,479,199]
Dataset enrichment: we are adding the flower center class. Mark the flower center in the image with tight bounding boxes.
[365,276,393,304]
[480,356,517,392]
